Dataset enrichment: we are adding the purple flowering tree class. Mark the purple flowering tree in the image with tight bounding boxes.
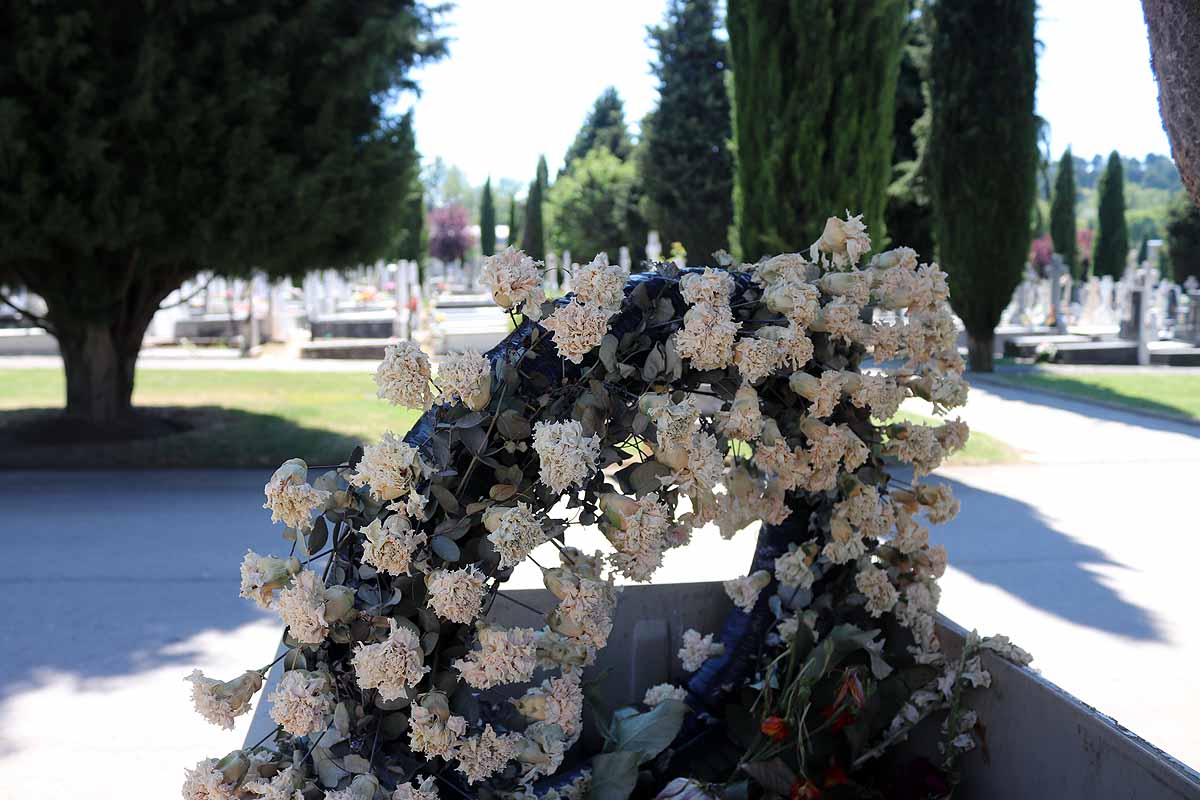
[428,204,475,263]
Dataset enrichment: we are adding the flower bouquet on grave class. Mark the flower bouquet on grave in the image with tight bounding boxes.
[181,213,1030,800]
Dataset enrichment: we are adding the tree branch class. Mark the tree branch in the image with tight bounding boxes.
[0,293,54,334]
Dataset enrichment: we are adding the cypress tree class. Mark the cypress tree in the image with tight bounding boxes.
[1093,151,1130,278]
[507,194,521,246]
[0,1,444,423]
[641,0,733,263]
[536,155,549,195]
[1049,147,1079,275]
[521,176,545,262]
[929,0,1037,372]
[562,89,633,170]
[727,1,907,261]
[480,177,496,256]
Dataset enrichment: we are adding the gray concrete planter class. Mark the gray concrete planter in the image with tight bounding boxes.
[246,582,1200,799]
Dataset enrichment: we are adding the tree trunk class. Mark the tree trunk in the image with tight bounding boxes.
[1143,0,1200,207]
[58,322,141,423]
[967,332,995,372]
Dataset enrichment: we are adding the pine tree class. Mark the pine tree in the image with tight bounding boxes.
[928,0,1037,372]
[521,174,545,262]
[1093,151,1130,278]
[480,177,496,256]
[1049,148,1079,275]
[640,0,733,263]
[0,1,444,423]
[507,194,521,246]
[562,88,633,170]
[727,1,907,261]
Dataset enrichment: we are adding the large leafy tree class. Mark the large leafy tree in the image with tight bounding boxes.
[928,0,1037,371]
[562,88,633,171]
[1050,148,1079,276]
[727,0,907,261]
[480,177,496,257]
[1165,195,1200,283]
[1093,151,1130,278]
[545,148,645,264]
[0,1,444,423]
[640,0,733,263]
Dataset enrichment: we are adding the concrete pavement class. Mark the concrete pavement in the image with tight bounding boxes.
[0,382,1197,799]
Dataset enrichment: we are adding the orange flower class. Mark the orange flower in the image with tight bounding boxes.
[760,715,790,741]
[790,779,821,800]
[822,760,849,787]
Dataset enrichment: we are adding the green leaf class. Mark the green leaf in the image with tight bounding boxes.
[342,754,371,774]
[311,746,341,788]
[496,409,532,440]
[641,345,666,382]
[590,751,641,800]
[380,712,409,740]
[453,411,487,429]
[429,484,460,515]
[430,535,461,562]
[612,698,689,764]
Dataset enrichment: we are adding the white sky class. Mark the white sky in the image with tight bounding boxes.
[400,0,1172,189]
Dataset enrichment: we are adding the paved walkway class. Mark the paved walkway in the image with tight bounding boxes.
[0,382,1197,798]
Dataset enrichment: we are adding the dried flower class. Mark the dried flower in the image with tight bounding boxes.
[674,302,739,370]
[734,336,783,384]
[532,419,600,494]
[239,551,299,608]
[409,697,467,759]
[482,247,546,320]
[719,383,763,441]
[573,252,628,310]
[679,628,724,672]
[277,569,329,645]
[352,619,429,700]
[542,300,611,364]
[426,566,488,624]
[515,722,569,783]
[263,459,330,532]
[393,777,440,800]
[484,502,547,568]
[375,341,433,410]
[186,669,263,730]
[643,683,688,707]
[774,544,815,591]
[810,212,871,267]
[455,724,521,784]
[855,564,899,617]
[361,515,426,576]
[599,492,673,582]
[436,351,492,410]
[182,752,248,800]
[268,669,333,737]
[544,565,618,650]
[454,625,538,689]
[348,432,427,502]
[763,276,821,327]
[724,570,771,612]
[680,267,735,306]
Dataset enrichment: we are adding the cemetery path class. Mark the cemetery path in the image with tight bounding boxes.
[916,381,1200,771]
[0,383,1197,799]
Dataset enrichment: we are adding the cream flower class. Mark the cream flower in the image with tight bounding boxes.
[892,508,930,555]
[454,625,538,689]
[393,777,440,800]
[348,432,427,502]
[182,756,243,800]
[846,372,906,420]
[774,544,815,590]
[513,670,584,739]
[268,669,334,737]
[409,700,467,760]
[674,302,739,370]
[723,570,771,612]
[239,550,298,608]
[814,301,865,344]
[763,323,815,369]
[436,351,492,410]
[361,515,426,576]
[680,267,735,306]
[643,683,688,707]
[375,340,433,409]
[426,566,488,624]
[914,482,959,524]
[515,722,568,784]
[810,212,871,267]
[263,459,330,532]
[481,247,546,320]
[542,300,611,364]
[886,423,945,478]
[734,336,783,383]
[718,383,763,441]
[532,419,600,494]
[763,275,821,327]
[599,492,672,582]
[544,565,618,650]
[641,392,700,448]
[484,502,546,568]
[455,724,521,785]
[352,619,429,700]
[789,370,845,418]
[244,766,303,800]
[678,628,724,672]
[573,252,628,310]
[657,431,723,497]
[981,635,1034,667]
[277,569,328,645]
[818,269,872,306]
[937,418,970,453]
[186,670,263,730]
[855,564,899,617]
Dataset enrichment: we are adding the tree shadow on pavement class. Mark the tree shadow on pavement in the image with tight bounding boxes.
[935,475,1164,642]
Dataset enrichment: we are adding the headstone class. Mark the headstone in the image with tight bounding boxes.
[544,252,559,294]
[619,246,632,271]
[560,251,572,293]
[646,231,662,264]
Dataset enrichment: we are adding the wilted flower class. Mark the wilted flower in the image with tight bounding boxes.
[276,569,329,645]
[674,302,739,370]
[855,564,899,617]
[239,551,299,608]
[436,351,492,410]
[810,212,871,267]
[409,695,468,759]
[182,751,249,800]
[262,459,330,532]
[573,252,628,310]
[532,419,600,494]
[680,267,735,306]
[724,570,771,612]
[678,628,724,672]
[774,544,816,591]
[393,776,440,800]
[643,683,688,707]
[542,300,611,364]
[348,432,427,502]
[599,492,672,582]
[454,624,538,689]
[514,722,569,783]
[482,247,546,320]
[268,669,334,737]
[375,341,433,410]
[763,275,821,327]
[361,515,426,576]
[352,619,429,700]
[513,670,584,739]
[734,336,783,384]
[484,502,546,568]
[185,670,263,730]
[719,383,764,441]
[426,566,488,624]
[544,565,618,650]
[455,724,521,784]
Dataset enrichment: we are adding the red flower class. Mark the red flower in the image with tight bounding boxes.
[790,779,822,800]
[760,715,790,741]
[822,760,849,788]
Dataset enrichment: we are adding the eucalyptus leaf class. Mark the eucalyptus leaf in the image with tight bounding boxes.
[430,535,461,562]
[311,746,341,789]
[421,631,439,654]
[489,483,518,501]
[589,751,641,800]
[342,754,372,774]
[453,411,487,429]
[611,698,689,764]
[429,484,460,515]
[306,517,329,555]
[641,345,666,382]
[380,712,410,740]
[496,409,532,440]
[739,758,796,796]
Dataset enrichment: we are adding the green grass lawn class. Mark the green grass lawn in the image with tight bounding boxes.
[894,410,1021,466]
[0,368,421,469]
[982,369,1200,422]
